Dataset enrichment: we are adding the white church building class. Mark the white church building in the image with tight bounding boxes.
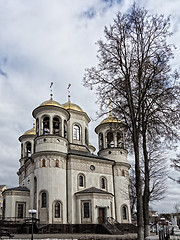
[3,86,131,225]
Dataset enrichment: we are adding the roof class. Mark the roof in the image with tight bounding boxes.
[62,101,83,112]
[76,187,113,196]
[0,185,6,189]
[40,99,61,107]
[23,127,36,136]
[68,149,114,163]
[100,115,121,125]
[5,186,30,192]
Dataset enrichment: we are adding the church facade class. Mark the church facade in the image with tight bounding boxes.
[3,91,131,225]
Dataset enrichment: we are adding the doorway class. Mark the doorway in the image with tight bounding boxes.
[98,207,106,223]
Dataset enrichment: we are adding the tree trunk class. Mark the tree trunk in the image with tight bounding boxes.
[133,129,144,240]
[142,108,150,238]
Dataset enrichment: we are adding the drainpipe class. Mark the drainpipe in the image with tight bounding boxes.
[66,153,69,224]
[112,162,117,220]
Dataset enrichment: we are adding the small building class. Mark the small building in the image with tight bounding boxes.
[3,88,131,225]
[0,185,7,219]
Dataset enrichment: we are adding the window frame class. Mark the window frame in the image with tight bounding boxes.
[41,192,47,208]
[99,132,104,150]
[43,116,50,135]
[73,124,81,141]
[122,205,128,220]
[100,176,107,190]
[78,173,85,188]
[106,131,114,148]
[54,202,61,218]
[26,142,31,158]
[53,116,61,136]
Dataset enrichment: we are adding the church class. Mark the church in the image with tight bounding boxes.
[2,84,131,225]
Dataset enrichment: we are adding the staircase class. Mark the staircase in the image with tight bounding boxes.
[102,217,138,235]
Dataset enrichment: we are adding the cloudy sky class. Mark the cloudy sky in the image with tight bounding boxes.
[0,0,179,214]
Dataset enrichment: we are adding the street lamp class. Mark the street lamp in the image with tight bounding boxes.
[152,214,158,235]
[29,209,37,240]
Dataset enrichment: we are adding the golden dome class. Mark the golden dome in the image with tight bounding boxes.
[62,102,83,112]
[100,115,121,125]
[23,127,36,136]
[40,99,61,107]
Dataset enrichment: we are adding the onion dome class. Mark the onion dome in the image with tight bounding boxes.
[100,115,121,125]
[23,122,36,136]
[19,122,36,142]
[23,128,36,136]
[62,102,83,112]
[62,83,83,112]
[40,99,61,107]
[95,114,122,133]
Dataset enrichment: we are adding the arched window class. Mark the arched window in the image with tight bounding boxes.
[2,199,5,219]
[107,132,114,148]
[53,117,61,135]
[100,177,107,190]
[121,169,125,177]
[78,174,85,187]
[79,175,84,187]
[41,192,47,208]
[117,131,124,148]
[36,118,39,136]
[54,202,61,218]
[43,116,50,135]
[122,205,128,220]
[42,159,46,167]
[73,124,80,140]
[26,142,31,157]
[21,143,23,158]
[99,133,104,150]
[64,120,67,138]
[34,177,37,209]
[85,128,88,145]
[55,160,59,167]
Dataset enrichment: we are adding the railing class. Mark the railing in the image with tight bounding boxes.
[0,217,39,223]
[106,217,119,225]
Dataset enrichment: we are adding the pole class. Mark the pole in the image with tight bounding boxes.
[31,213,33,240]
[29,209,37,240]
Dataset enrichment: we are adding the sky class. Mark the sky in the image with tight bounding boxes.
[0,0,179,214]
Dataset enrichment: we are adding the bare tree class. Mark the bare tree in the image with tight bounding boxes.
[83,4,180,239]
[170,153,180,183]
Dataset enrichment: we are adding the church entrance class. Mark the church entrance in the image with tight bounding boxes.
[98,207,106,223]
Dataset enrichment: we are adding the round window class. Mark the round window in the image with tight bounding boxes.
[90,165,95,171]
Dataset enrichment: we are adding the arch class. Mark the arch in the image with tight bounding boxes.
[2,199,5,219]
[78,173,85,188]
[21,143,23,158]
[99,132,104,150]
[107,131,114,148]
[41,192,47,208]
[53,116,61,135]
[100,176,107,190]
[121,169,125,177]
[42,159,46,167]
[26,142,31,158]
[55,160,59,167]
[73,124,81,140]
[34,177,37,209]
[64,120,67,138]
[52,200,63,221]
[121,205,128,220]
[39,190,49,223]
[43,116,50,135]
[117,131,124,148]
[36,118,39,136]
[85,128,88,145]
